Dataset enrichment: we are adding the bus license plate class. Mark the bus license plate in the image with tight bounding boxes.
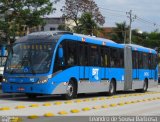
[18,87,25,91]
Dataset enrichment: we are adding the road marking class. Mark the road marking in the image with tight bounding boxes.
[74,99,82,103]
[125,101,131,104]
[64,101,73,104]
[58,111,68,115]
[43,103,52,106]
[44,112,55,117]
[101,104,109,108]
[82,107,91,111]
[0,107,10,111]
[110,104,117,107]
[15,105,26,109]
[92,98,98,101]
[54,101,62,105]
[92,106,101,109]
[70,109,80,113]
[117,102,125,106]
[0,92,160,112]
[29,104,39,107]
[27,115,39,119]
[24,96,160,120]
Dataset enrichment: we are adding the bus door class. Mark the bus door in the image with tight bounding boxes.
[88,45,102,82]
[151,54,158,80]
[124,46,132,90]
[79,44,89,80]
[134,51,139,79]
[149,54,152,79]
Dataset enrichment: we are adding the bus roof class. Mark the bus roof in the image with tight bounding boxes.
[122,44,156,54]
[15,31,73,43]
[72,33,123,48]
[73,33,117,44]
[15,31,156,53]
[16,31,123,48]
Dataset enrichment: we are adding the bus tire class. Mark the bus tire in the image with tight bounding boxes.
[64,80,77,100]
[108,80,116,96]
[26,93,37,99]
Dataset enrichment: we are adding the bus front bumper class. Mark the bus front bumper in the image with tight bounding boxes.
[1,82,55,94]
[2,82,68,95]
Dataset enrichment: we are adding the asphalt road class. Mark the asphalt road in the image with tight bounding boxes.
[0,85,160,122]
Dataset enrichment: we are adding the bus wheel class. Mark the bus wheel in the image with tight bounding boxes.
[64,80,77,100]
[108,81,116,96]
[26,94,37,99]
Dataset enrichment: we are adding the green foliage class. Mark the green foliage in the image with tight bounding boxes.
[78,12,97,35]
[62,0,105,31]
[0,0,56,43]
[57,24,71,31]
[111,21,160,48]
[112,21,129,43]
[76,12,103,36]
[132,29,160,49]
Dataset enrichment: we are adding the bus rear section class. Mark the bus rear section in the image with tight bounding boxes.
[124,44,158,92]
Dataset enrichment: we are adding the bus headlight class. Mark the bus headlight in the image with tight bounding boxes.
[2,78,7,83]
[37,78,48,84]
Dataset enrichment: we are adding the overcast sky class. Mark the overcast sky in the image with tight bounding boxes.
[50,0,160,32]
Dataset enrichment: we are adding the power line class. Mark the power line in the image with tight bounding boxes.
[100,10,126,17]
[98,7,160,29]
[136,16,160,27]
[99,7,125,13]
[136,18,158,28]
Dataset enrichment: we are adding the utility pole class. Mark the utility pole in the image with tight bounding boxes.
[126,10,136,44]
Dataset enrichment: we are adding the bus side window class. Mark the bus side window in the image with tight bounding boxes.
[110,48,115,67]
[138,52,143,69]
[148,54,151,69]
[58,44,64,66]
[78,44,85,65]
[100,48,105,67]
[66,41,77,66]
[53,42,66,73]
[89,45,100,66]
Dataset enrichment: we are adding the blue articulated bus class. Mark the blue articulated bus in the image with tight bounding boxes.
[2,31,158,99]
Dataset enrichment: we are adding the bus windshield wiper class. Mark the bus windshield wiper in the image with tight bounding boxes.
[28,51,36,75]
[30,66,36,75]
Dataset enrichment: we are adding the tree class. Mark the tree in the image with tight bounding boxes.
[61,0,105,32]
[57,24,71,31]
[0,0,58,44]
[78,12,101,35]
[113,21,129,43]
[132,29,160,49]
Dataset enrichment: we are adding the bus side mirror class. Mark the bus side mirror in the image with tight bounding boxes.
[58,47,63,59]
[1,45,6,56]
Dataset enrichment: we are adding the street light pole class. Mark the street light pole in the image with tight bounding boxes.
[129,10,132,44]
[126,10,136,44]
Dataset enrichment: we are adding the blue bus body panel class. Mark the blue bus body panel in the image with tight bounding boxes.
[52,66,79,83]
[132,69,157,81]
[108,68,124,81]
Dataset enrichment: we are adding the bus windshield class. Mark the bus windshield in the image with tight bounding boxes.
[5,43,54,74]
